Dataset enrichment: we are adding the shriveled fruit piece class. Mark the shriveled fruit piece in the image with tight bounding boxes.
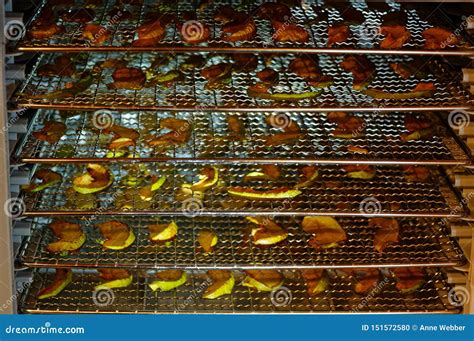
[46,220,86,253]
[256,68,279,86]
[369,218,399,253]
[103,125,140,151]
[328,24,350,47]
[227,115,245,140]
[272,21,309,43]
[197,229,218,253]
[340,56,375,90]
[246,216,288,245]
[202,270,235,299]
[190,167,219,191]
[108,67,146,90]
[228,187,301,200]
[342,165,376,179]
[248,84,322,102]
[148,221,178,242]
[82,24,111,45]
[295,166,319,189]
[132,20,166,47]
[242,270,284,292]
[328,112,365,138]
[301,269,329,296]
[32,121,66,144]
[343,268,380,295]
[72,163,113,194]
[265,132,302,146]
[393,267,425,294]
[37,269,72,299]
[380,25,410,49]
[423,27,458,49]
[403,165,431,183]
[95,269,133,290]
[362,82,435,99]
[400,113,432,142]
[148,118,192,147]
[288,56,333,87]
[244,165,281,182]
[347,146,368,154]
[22,169,61,193]
[149,270,187,292]
[96,220,135,250]
[302,216,347,250]
[138,175,166,201]
[222,17,256,42]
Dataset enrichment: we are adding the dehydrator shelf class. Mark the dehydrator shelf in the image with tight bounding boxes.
[20,216,466,269]
[15,110,471,165]
[20,164,464,218]
[16,0,473,56]
[14,52,472,112]
[20,268,461,314]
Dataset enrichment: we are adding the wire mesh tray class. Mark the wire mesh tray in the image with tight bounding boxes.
[15,110,471,165]
[16,0,473,55]
[20,268,461,314]
[20,216,466,269]
[14,52,472,112]
[20,163,464,217]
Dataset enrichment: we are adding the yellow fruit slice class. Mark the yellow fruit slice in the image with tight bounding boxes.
[47,233,86,253]
[197,229,218,253]
[95,275,133,290]
[228,187,301,200]
[37,269,72,299]
[202,270,235,299]
[138,175,166,201]
[149,270,187,292]
[148,221,178,242]
[295,166,319,189]
[362,88,434,99]
[190,167,219,191]
[241,270,284,292]
[302,216,347,250]
[301,269,329,296]
[72,164,114,194]
[22,169,62,193]
[246,217,288,246]
[46,220,86,253]
[96,221,135,250]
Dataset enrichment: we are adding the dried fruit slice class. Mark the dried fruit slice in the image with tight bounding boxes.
[138,175,166,201]
[228,187,301,200]
[400,114,433,142]
[295,166,319,189]
[301,269,329,296]
[328,24,350,47]
[37,269,72,299]
[149,270,187,292]
[242,270,284,292]
[272,21,309,43]
[96,220,135,250]
[343,268,380,295]
[227,115,245,140]
[72,164,113,194]
[248,85,322,102]
[197,229,218,253]
[302,216,347,250]
[264,132,302,146]
[148,221,178,242]
[132,20,166,47]
[362,83,435,99]
[246,216,288,245]
[403,165,431,183]
[22,169,61,192]
[329,113,365,138]
[392,267,425,293]
[222,17,256,42]
[34,72,96,100]
[82,24,111,45]
[342,165,376,179]
[422,27,458,49]
[340,55,375,90]
[190,167,219,191]
[108,67,146,90]
[256,68,279,86]
[369,218,399,253]
[46,220,86,254]
[95,269,133,290]
[288,56,333,87]
[148,118,192,147]
[104,125,139,151]
[37,55,76,77]
[347,146,369,154]
[202,270,235,299]
[244,165,281,182]
[380,25,410,49]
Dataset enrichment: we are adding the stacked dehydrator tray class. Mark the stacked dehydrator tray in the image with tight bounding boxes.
[7,0,474,314]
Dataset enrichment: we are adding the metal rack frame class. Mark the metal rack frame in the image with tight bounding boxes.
[14,110,472,165]
[19,268,462,314]
[16,0,474,56]
[19,216,466,269]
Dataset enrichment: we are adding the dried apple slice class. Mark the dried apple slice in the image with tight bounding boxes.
[342,165,376,179]
[343,268,380,295]
[72,164,113,194]
[392,267,425,294]
[228,187,301,200]
[37,269,72,300]
[265,132,302,146]
[149,270,187,292]
[197,229,218,253]
[380,25,410,49]
[46,220,86,254]
[246,216,288,245]
[295,166,319,189]
[422,27,458,49]
[241,270,284,292]
[369,218,399,253]
[22,169,61,192]
[190,167,219,191]
[148,221,178,242]
[244,165,281,182]
[227,115,245,140]
[302,216,347,250]
[202,270,235,299]
[32,121,66,144]
[362,83,435,99]
[301,269,329,296]
[403,165,431,183]
[96,220,135,250]
[115,189,153,210]
[248,85,322,102]
[95,269,133,290]
[138,175,166,201]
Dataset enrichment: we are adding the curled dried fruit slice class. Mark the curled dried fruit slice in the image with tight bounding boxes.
[342,165,376,179]
[149,270,187,292]
[190,167,219,191]
[72,164,113,194]
[227,115,245,140]
[347,146,368,154]
[340,55,375,90]
[82,24,111,45]
[46,220,86,254]
[242,270,284,292]
[95,269,133,290]
[423,27,458,49]
[246,216,288,245]
[148,221,178,242]
[380,25,410,49]
[369,217,399,253]
[108,67,146,90]
[288,56,333,87]
[272,21,309,43]
[295,166,319,189]
[403,165,431,183]
[222,17,256,42]
[328,24,350,47]
[248,85,322,102]
[37,269,72,299]
[228,187,301,200]
[132,20,166,47]
[362,83,435,99]
[302,216,347,250]
[392,267,425,293]
[37,55,76,77]
[301,269,329,296]
[244,165,281,182]
[138,175,166,201]
[96,220,135,250]
[202,270,235,299]
[22,169,61,192]
[197,229,218,253]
